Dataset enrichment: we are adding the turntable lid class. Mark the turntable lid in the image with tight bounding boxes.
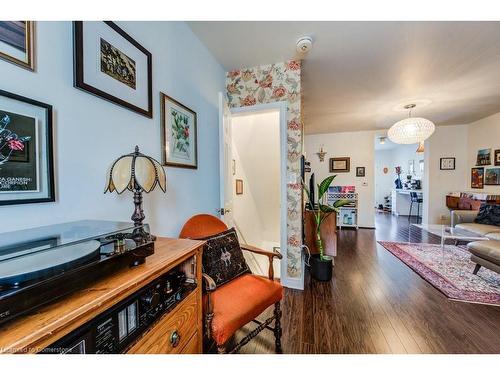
[0,240,101,286]
[0,220,145,256]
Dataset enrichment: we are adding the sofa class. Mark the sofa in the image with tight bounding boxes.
[451,207,500,275]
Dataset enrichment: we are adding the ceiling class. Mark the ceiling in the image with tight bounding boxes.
[187,21,500,134]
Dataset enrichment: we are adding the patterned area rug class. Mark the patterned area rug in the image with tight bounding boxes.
[378,241,500,306]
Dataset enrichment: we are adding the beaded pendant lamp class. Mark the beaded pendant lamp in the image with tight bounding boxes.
[388,103,435,151]
[105,146,166,227]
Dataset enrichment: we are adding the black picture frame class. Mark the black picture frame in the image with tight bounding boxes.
[356,167,365,177]
[495,149,500,166]
[0,89,55,206]
[440,157,456,170]
[73,21,153,118]
[471,167,484,189]
[329,157,350,173]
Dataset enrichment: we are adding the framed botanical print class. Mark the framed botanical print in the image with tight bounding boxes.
[73,21,152,118]
[160,93,198,169]
[471,167,484,189]
[0,89,54,205]
[440,157,455,170]
[329,157,350,173]
[0,21,35,71]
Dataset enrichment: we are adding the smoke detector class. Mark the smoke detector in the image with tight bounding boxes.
[296,36,313,54]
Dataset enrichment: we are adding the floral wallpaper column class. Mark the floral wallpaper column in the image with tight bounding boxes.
[226,60,303,279]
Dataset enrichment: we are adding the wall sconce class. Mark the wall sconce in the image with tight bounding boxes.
[316,145,327,162]
[379,137,386,145]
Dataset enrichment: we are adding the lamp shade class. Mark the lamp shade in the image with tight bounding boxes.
[105,146,166,194]
[388,117,435,145]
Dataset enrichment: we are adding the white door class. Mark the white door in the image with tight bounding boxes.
[218,92,234,227]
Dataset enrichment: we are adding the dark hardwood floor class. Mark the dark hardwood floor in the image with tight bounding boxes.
[235,213,500,354]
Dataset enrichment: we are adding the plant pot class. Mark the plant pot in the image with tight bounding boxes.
[310,254,333,281]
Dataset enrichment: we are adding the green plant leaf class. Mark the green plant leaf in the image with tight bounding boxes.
[318,175,336,200]
[319,204,338,213]
[333,199,352,208]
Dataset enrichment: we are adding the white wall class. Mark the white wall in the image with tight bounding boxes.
[374,149,393,207]
[231,110,280,276]
[305,131,375,228]
[0,21,225,235]
[467,112,500,194]
[423,125,468,224]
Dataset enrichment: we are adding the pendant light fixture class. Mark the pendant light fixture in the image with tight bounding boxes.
[388,104,435,151]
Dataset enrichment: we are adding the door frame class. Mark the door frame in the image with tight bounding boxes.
[229,101,291,287]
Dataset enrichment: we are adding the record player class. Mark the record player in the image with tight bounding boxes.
[0,220,155,326]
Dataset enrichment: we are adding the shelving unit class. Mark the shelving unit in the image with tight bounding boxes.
[327,192,359,230]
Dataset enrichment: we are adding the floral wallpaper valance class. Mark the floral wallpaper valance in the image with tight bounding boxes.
[226,60,303,279]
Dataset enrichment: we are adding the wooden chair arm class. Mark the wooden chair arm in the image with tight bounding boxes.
[240,244,282,280]
[202,273,217,292]
[201,273,216,340]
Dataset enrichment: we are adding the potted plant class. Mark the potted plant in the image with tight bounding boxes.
[303,175,351,281]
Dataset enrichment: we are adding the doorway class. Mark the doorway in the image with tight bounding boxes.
[374,135,425,225]
[218,95,287,280]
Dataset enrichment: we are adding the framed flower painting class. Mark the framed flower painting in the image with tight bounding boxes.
[160,93,198,169]
[0,89,54,205]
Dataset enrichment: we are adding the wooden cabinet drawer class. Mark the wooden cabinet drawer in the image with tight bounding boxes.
[127,291,198,354]
[180,331,200,354]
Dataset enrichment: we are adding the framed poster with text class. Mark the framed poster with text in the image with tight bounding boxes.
[0,89,54,205]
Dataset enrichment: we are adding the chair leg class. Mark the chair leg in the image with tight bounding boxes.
[408,202,413,222]
[273,302,283,354]
[473,264,481,275]
[417,202,421,223]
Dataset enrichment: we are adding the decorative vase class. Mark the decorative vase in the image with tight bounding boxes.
[310,254,333,281]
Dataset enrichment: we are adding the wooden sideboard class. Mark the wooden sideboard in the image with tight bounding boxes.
[0,237,204,354]
[304,209,337,257]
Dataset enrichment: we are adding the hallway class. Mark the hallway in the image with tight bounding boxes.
[236,214,500,353]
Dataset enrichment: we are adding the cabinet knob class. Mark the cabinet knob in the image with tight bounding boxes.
[170,330,181,348]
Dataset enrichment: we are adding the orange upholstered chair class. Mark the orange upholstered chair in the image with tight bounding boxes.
[179,214,283,354]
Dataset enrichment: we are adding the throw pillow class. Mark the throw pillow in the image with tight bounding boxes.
[474,204,500,226]
[201,227,251,287]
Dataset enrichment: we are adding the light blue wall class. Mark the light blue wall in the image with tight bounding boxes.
[0,21,225,235]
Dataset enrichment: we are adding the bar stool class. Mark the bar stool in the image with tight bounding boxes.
[408,192,423,223]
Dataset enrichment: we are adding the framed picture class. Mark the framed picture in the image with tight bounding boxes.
[329,157,350,173]
[0,21,34,71]
[476,148,491,166]
[356,167,365,177]
[495,149,500,166]
[235,179,243,195]
[160,93,197,169]
[471,167,484,189]
[0,89,54,206]
[440,157,456,170]
[73,21,152,118]
[419,159,424,173]
[485,168,500,185]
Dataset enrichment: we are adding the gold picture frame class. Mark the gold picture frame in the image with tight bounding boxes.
[0,21,35,71]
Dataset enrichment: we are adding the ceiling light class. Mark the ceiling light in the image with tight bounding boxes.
[388,104,435,148]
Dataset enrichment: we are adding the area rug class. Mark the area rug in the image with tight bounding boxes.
[378,241,500,306]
